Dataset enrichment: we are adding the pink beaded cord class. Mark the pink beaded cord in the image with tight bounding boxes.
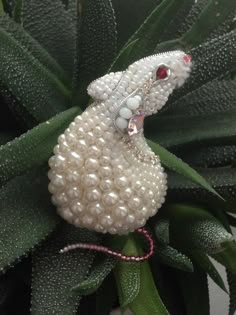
[60,227,155,262]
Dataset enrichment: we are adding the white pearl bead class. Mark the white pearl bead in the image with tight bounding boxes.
[114,176,128,189]
[71,201,84,214]
[69,151,83,168]
[88,203,104,215]
[85,158,99,171]
[99,166,112,178]
[100,179,113,191]
[67,186,82,199]
[115,205,128,218]
[115,117,128,130]
[84,173,99,187]
[126,97,140,110]
[119,107,132,119]
[86,188,101,202]
[103,192,119,206]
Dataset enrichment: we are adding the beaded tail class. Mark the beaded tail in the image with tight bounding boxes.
[60,227,154,262]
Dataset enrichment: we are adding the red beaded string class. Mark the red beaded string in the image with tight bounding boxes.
[59,227,155,262]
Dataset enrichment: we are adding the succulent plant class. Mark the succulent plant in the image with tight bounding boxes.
[0,0,236,314]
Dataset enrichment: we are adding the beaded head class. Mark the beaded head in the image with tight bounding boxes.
[87,51,192,133]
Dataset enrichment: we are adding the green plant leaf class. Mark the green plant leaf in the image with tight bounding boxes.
[168,167,236,202]
[177,268,210,315]
[0,14,67,85]
[147,111,236,150]
[0,106,80,186]
[109,38,139,72]
[72,256,116,295]
[167,30,236,104]
[156,0,194,43]
[115,236,169,314]
[164,203,233,253]
[115,0,189,69]
[180,145,236,168]
[0,0,4,13]
[191,252,227,293]
[0,167,59,272]
[74,0,117,107]
[212,241,236,273]
[114,236,141,308]
[180,0,236,49]
[31,224,100,315]
[227,270,236,315]
[96,273,117,315]
[22,0,76,76]
[0,21,71,124]
[155,244,194,272]
[163,81,236,117]
[112,0,160,49]
[147,140,220,198]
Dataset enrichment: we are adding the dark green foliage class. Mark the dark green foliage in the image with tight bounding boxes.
[0,0,236,314]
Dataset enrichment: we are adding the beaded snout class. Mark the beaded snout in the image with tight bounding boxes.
[48,51,192,260]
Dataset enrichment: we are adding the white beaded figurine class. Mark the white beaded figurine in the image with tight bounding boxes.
[48,51,192,261]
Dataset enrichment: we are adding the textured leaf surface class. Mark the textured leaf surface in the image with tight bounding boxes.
[0,14,68,86]
[162,30,236,107]
[112,0,160,48]
[181,0,236,48]
[163,81,236,116]
[177,268,210,315]
[31,224,100,315]
[165,204,233,253]
[96,274,117,315]
[0,21,71,124]
[147,111,236,150]
[148,140,219,197]
[227,270,236,315]
[191,252,227,292]
[22,0,76,76]
[115,236,141,308]
[0,107,80,185]
[72,256,116,295]
[181,145,236,168]
[115,236,169,314]
[75,0,117,107]
[155,244,194,272]
[129,260,169,315]
[212,241,236,273]
[0,167,59,272]
[168,167,236,202]
[117,0,187,68]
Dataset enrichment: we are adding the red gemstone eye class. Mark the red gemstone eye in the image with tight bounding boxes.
[156,66,169,80]
[183,54,192,64]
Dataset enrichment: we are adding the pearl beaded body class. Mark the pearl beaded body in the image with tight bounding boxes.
[48,51,192,235]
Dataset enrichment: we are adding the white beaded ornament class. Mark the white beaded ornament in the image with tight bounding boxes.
[48,51,192,236]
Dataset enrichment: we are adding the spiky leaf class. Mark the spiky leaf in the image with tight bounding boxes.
[0,21,71,125]
[165,203,233,253]
[74,0,117,107]
[191,252,227,292]
[72,256,116,295]
[22,0,76,76]
[0,167,59,272]
[0,106,80,185]
[31,224,100,315]
[148,140,219,197]
[155,244,194,272]
[177,268,210,315]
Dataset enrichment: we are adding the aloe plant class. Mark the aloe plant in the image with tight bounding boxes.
[0,0,236,314]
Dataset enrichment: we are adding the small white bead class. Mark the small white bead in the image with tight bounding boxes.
[115,117,128,130]
[126,97,140,110]
[119,107,132,119]
[103,192,119,206]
